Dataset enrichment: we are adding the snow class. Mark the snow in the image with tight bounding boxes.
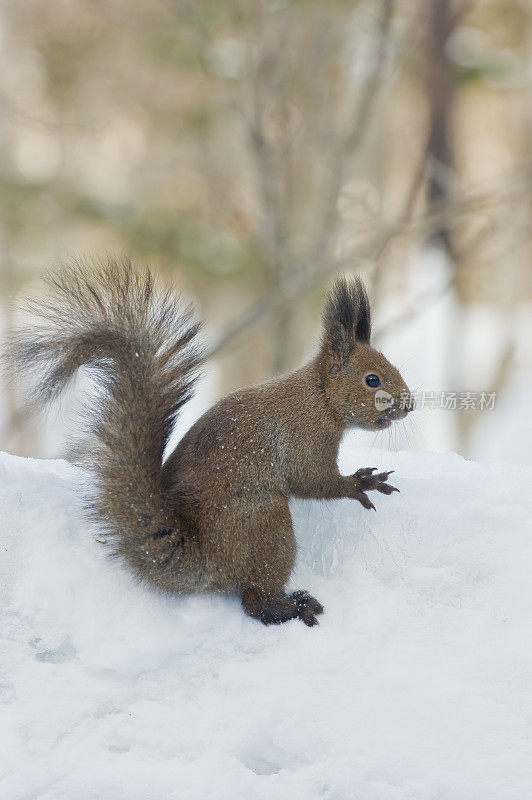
[1,440,532,800]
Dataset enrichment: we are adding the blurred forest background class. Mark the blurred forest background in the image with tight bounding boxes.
[0,0,531,463]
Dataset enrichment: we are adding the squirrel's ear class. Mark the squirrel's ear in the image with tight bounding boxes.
[325,320,351,375]
[353,279,371,344]
[322,276,371,374]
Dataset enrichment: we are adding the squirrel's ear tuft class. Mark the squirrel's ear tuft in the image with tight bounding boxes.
[322,276,371,372]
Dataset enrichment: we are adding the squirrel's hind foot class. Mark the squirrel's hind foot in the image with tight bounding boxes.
[290,590,324,626]
[242,588,324,627]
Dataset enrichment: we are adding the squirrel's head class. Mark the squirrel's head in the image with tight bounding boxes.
[320,276,411,431]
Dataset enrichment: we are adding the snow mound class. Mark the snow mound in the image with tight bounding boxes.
[1,441,531,800]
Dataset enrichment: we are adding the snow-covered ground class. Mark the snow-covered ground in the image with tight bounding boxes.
[1,440,532,800]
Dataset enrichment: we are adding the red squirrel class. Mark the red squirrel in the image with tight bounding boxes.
[11,260,411,626]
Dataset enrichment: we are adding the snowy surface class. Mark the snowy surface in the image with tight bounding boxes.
[1,440,532,800]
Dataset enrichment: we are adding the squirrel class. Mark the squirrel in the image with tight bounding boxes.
[10,259,411,627]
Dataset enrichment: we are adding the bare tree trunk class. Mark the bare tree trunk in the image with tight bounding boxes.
[421,0,462,453]
[425,0,456,255]
[0,9,26,455]
[0,233,23,453]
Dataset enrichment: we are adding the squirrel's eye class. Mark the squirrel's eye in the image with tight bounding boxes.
[365,374,381,388]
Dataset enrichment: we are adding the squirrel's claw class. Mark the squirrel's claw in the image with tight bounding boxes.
[376,482,399,495]
[353,466,399,503]
[376,470,394,481]
[354,491,376,511]
[354,467,377,478]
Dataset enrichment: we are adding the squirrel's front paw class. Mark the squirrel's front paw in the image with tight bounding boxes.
[352,467,399,510]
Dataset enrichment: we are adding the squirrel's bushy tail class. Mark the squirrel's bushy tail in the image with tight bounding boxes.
[10,258,203,590]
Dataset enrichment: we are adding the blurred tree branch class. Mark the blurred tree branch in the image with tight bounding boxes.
[207,167,530,359]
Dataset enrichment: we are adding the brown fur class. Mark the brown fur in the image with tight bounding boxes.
[9,261,411,626]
